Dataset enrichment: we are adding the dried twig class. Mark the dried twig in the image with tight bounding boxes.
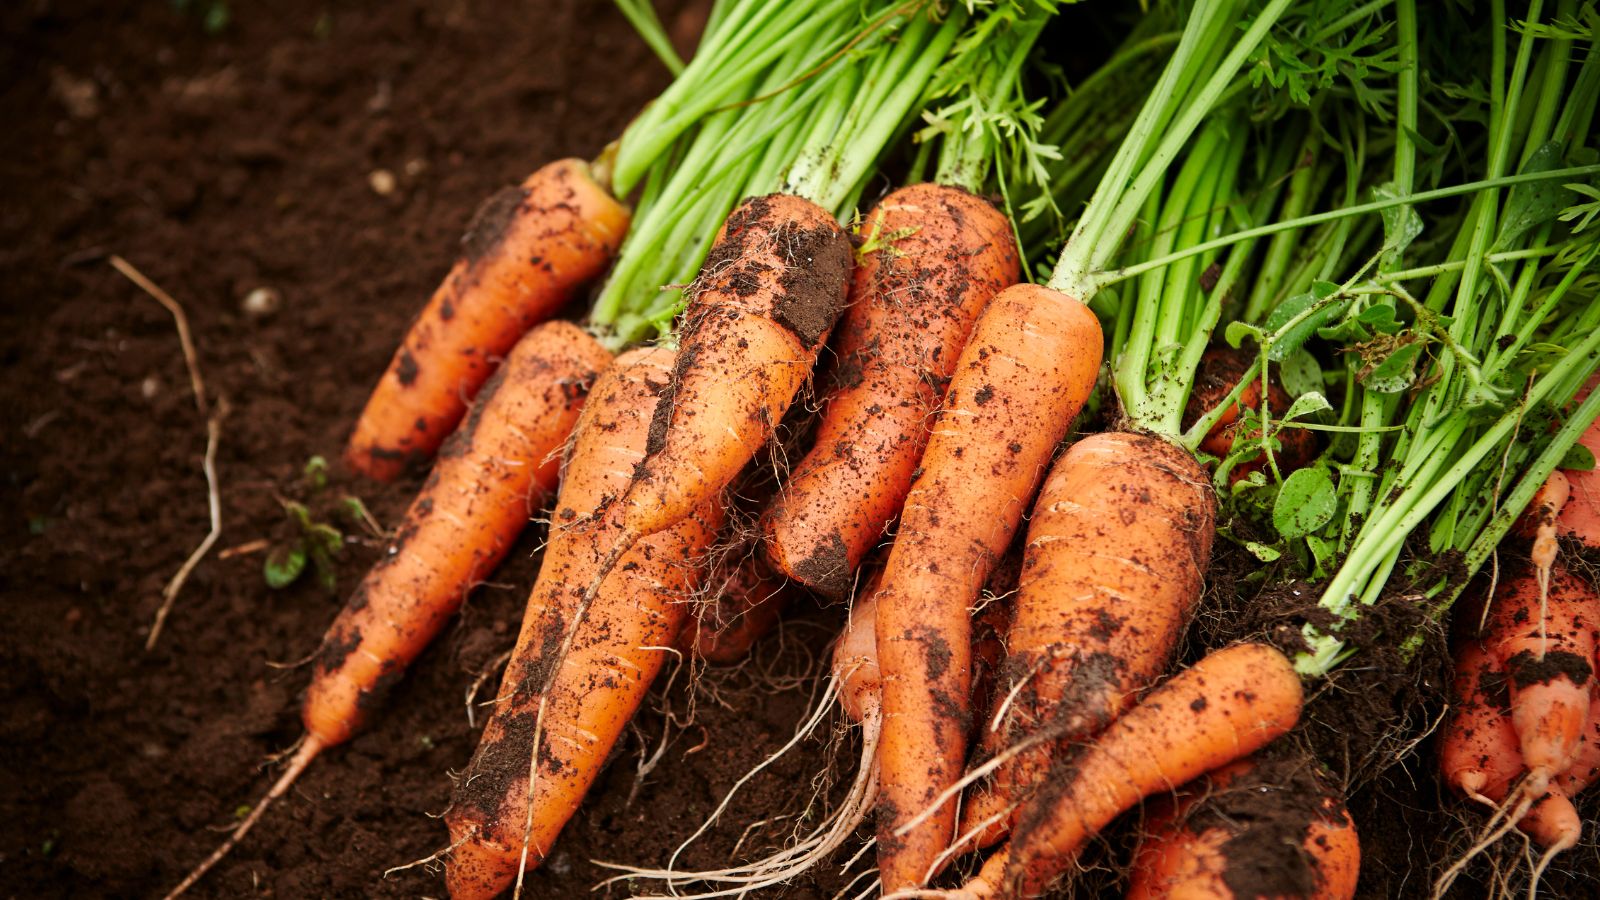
[109,254,226,650]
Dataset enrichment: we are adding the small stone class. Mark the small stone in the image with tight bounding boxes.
[140,375,162,399]
[242,286,281,318]
[404,157,427,178]
[368,168,397,196]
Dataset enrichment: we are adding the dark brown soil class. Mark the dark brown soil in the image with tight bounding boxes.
[5,4,1600,900]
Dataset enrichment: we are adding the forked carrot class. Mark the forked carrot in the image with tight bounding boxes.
[163,320,609,899]
[761,184,1019,596]
[873,281,1103,891]
[1479,559,1598,790]
[961,432,1216,850]
[346,159,629,481]
[956,643,1303,899]
[443,346,723,900]
[1125,755,1359,900]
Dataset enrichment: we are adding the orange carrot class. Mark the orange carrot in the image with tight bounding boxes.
[956,643,1303,899]
[678,554,795,665]
[1439,633,1590,852]
[1480,559,1598,790]
[873,281,1103,891]
[616,192,852,543]
[444,346,723,900]
[346,159,629,481]
[960,432,1215,850]
[761,184,1019,596]
[162,320,609,900]
[1125,756,1359,900]
[1557,373,1600,546]
[1186,346,1315,479]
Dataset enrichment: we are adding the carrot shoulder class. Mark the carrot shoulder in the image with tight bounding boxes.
[761,184,1019,596]
[962,432,1215,849]
[443,346,722,900]
[346,159,629,481]
[874,281,1102,891]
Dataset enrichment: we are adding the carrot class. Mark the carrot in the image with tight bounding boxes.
[678,554,795,665]
[443,345,723,900]
[1125,755,1359,900]
[1517,471,1571,592]
[612,192,851,546]
[956,643,1303,899]
[761,184,1020,596]
[960,432,1215,850]
[1480,558,1598,790]
[1185,346,1316,481]
[346,158,629,481]
[873,281,1103,891]
[162,320,609,900]
[1438,633,1589,856]
[1557,373,1600,546]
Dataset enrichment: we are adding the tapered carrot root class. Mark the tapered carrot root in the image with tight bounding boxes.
[874,281,1103,892]
[679,554,795,664]
[964,642,1303,899]
[761,185,1019,596]
[162,321,607,900]
[308,320,610,746]
[443,346,722,900]
[1125,756,1359,900]
[618,193,853,541]
[1480,559,1598,790]
[961,433,1216,850]
[347,159,629,481]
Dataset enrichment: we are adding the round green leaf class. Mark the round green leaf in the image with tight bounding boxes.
[1273,466,1337,540]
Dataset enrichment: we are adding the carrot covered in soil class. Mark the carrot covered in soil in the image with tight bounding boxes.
[959,432,1216,850]
[615,192,852,542]
[1125,755,1359,900]
[1477,559,1598,791]
[163,320,609,899]
[760,183,1020,596]
[444,346,723,900]
[958,642,1304,899]
[346,158,628,481]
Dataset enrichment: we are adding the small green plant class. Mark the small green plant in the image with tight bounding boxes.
[263,456,380,593]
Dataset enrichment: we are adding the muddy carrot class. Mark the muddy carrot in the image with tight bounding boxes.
[872,280,1103,890]
[1125,755,1359,900]
[443,346,723,900]
[761,184,1019,596]
[958,643,1303,899]
[162,320,608,900]
[346,159,628,481]
[1479,559,1598,790]
[960,432,1216,850]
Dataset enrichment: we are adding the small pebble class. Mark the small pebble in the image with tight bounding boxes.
[242,286,281,318]
[369,168,397,196]
[141,375,162,399]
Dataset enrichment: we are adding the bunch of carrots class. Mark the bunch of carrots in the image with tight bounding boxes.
[160,0,1600,898]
